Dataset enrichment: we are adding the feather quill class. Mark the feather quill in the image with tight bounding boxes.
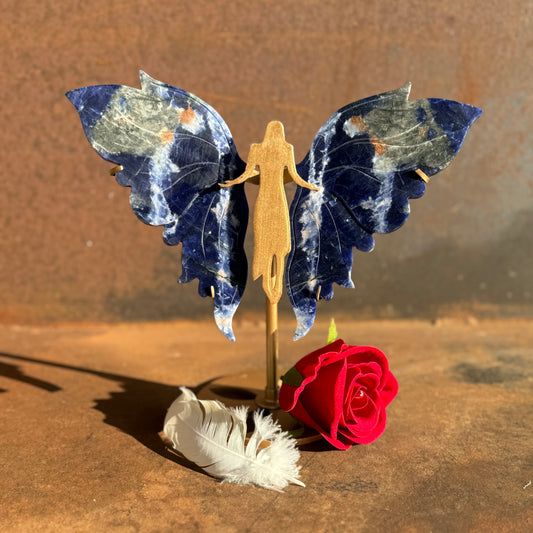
[163,387,304,491]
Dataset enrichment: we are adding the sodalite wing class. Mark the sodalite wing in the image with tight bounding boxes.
[66,72,248,341]
[288,84,482,339]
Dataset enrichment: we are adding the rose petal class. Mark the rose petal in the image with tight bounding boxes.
[280,340,347,412]
[345,378,362,403]
[341,389,368,428]
[344,394,381,432]
[295,339,346,377]
[347,361,381,377]
[345,388,369,411]
[300,357,346,438]
[340,407,387,445]
[355,371,381,392]
[380,371,399,406]
[343,346,389,374]
[288,393,352,450]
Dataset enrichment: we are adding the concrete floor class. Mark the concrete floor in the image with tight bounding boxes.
[1,317,531,532]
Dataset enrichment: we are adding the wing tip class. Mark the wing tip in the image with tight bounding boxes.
[292,306,315,341]
[465,103,483,124]
[216,317,236,342]
[401,82,412,99]
[214,302,239,342]
[139,70,154,90]
[293,329,308,341]
[65,88,83,110]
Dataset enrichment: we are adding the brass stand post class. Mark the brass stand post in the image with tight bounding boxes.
[262,296,279,408]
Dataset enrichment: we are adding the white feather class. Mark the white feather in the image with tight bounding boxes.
[163,387,304,491]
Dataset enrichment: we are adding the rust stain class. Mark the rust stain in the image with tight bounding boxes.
[158,128,174,145]
[350,115,366,131]
[180,104,196,124]
[370,137,387,155]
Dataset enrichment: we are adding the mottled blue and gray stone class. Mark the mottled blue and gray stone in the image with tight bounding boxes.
[68,75,481,342]
[288,83,482,339]
[67,72,248,341]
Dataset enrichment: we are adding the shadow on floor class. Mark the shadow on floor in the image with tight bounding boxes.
[0,351,215,475]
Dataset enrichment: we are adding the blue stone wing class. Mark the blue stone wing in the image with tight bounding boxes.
[66,72,248,341]
[287,84,482,339]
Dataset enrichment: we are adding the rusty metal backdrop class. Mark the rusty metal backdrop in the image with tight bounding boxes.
[1,0,531,326]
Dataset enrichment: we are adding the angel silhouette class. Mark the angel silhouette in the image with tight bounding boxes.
[221,120,319,304]
[67,72,481,341]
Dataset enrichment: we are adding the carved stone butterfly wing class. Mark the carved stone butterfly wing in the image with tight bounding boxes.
[287,84,482,338]
[68,75,481,341]
[67,72,248,340]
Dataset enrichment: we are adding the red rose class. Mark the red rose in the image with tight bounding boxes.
[279,339,398,450]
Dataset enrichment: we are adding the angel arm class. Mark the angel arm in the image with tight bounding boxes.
[285,148,320,191]
[220,144,260,186]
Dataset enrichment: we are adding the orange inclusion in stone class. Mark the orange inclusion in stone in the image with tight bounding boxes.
[370,138,387,155]
[158,128,174,145]
[350,115,366,131]
[180,104,196,124]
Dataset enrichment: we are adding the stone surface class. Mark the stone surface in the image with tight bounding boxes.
[1,317,531,531]
[67,73,248,341]
[68,76,479,342]
[288,85,481,338]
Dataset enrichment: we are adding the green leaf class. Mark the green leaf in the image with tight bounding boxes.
[287,427,305,439]
[327,318,338,344]
[281,366,304,387]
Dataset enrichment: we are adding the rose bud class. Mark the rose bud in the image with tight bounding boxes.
[279,339,398,449]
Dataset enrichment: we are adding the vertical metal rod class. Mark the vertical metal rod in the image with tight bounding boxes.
[264,296,279,408]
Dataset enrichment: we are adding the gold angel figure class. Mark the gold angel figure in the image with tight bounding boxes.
[222,121,319,304]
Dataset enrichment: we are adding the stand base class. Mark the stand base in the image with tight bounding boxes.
[197,369,321,446]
